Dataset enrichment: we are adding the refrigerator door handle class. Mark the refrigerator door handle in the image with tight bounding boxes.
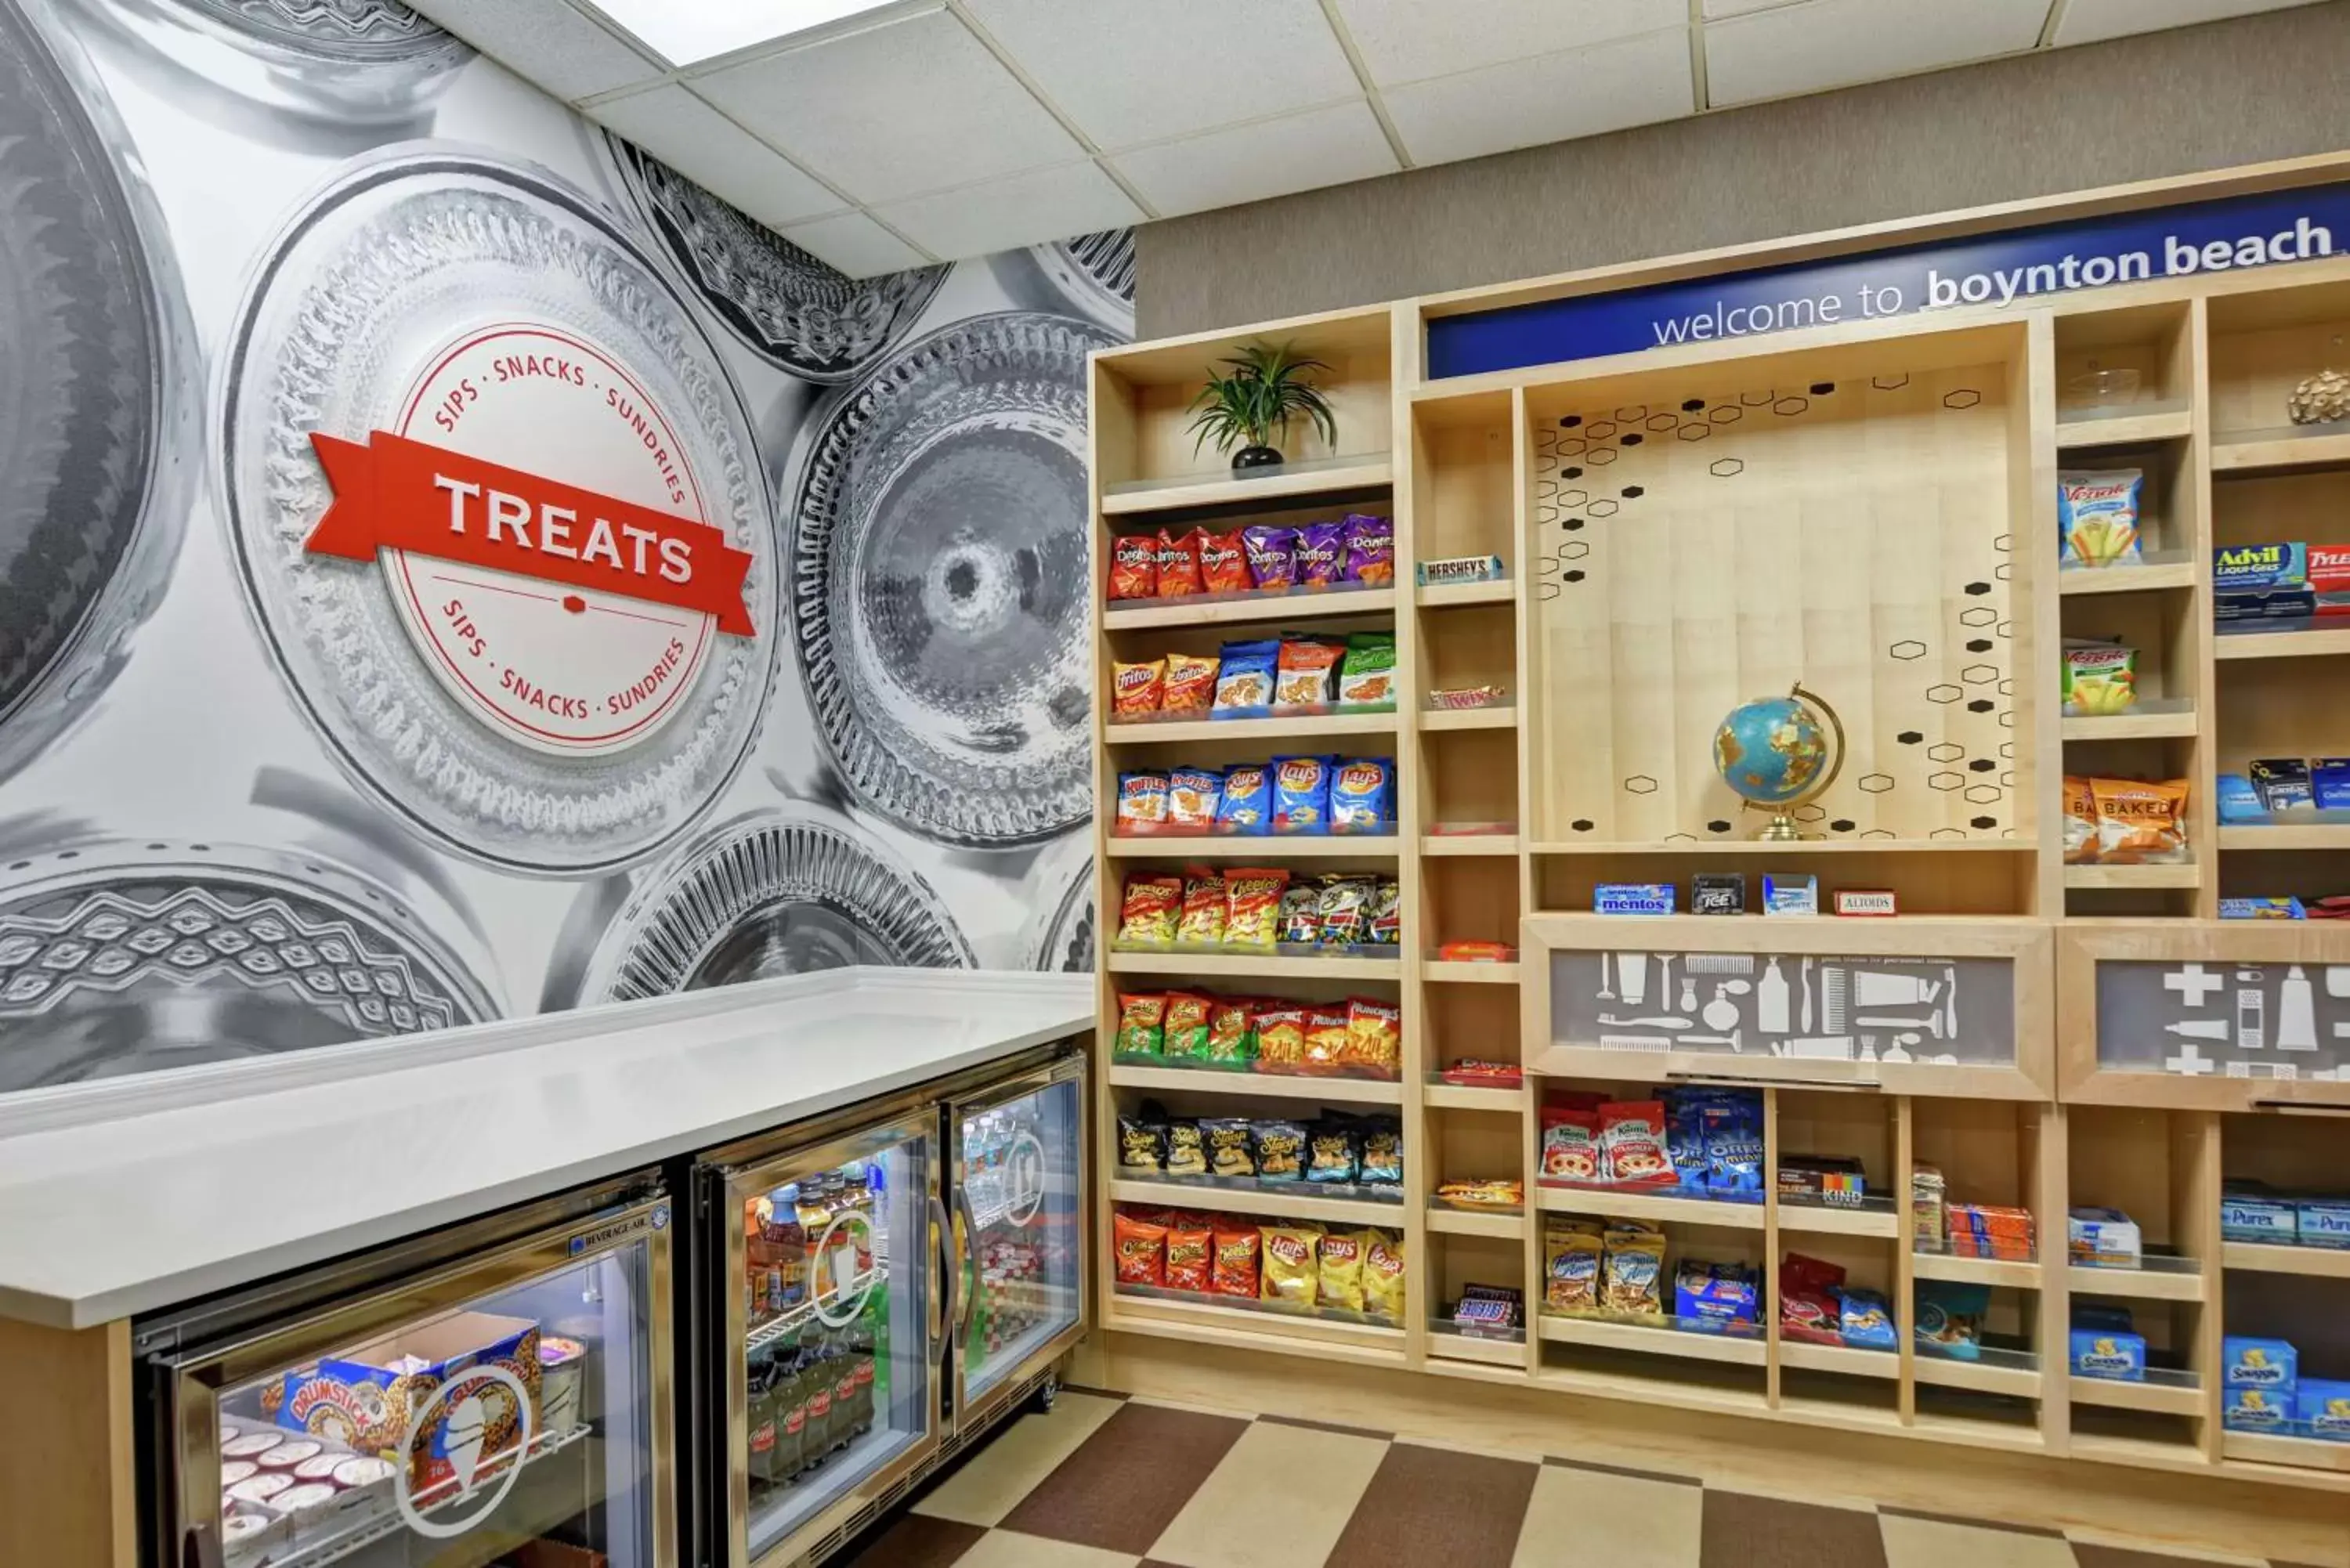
[927,1192,953,1347]
[953,1183,979,1337]
[182,1523,223,1568]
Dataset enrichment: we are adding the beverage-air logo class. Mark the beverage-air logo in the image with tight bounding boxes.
[305,323,757,756]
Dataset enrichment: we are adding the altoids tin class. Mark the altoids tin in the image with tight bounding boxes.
[790,312,1113,847]
[0,0,195,788]
[581,805,973,1002]
[0,839,497,1093]
[219,148,779,876]
[68,0,472,125]
[603,133,947,385]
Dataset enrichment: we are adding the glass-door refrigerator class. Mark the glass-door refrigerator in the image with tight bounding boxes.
[136,1172,674,1568]
[946,1053,1086,1432]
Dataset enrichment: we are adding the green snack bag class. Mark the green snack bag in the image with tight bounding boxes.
[1336,631,1397,710]
[1205,998,1258,1068]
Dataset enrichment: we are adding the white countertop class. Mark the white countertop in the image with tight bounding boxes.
[0,968,1092,1329]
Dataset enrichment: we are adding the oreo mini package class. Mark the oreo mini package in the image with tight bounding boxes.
[1272,755,1335,832]
[1329,757,1395,833]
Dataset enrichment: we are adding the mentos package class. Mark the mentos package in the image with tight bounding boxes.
[2226,1386,2294,1433]
[2299,1198,2350,1249]
[2298,1380,2350,1440]
[2070,1329,2147,1382]
[1328,757,1394,833]
[1216,764,1271,835]
[2224,1336,2298,1389]
[1271,756,1333,833]
[2220,1186,2298,1245]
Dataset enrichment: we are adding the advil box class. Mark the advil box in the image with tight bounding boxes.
[2214,543,2312,623]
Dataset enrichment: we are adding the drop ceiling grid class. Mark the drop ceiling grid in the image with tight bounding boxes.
[403,0,2336,275]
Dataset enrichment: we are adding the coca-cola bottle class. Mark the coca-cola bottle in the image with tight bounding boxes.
[745,1348,781,1494]
[802,1344,836,1465]
[778,1348,811,1482]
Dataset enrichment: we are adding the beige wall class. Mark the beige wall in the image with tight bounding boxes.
[1135,2,2350,339]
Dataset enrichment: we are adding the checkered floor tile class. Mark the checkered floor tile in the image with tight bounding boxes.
[836,1389,2344,1568]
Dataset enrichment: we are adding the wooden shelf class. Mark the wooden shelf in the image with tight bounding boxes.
[1105,1295,1407,1365]
[2216,825,2350,852]
[1422,1082,1528,1112]
[1102,587,1394,632]
[1421,833,1520,857]
[1911,1252,2042,1290]
[1104,710,1398,746]
[1777,1204,1902,1239]
[1420,706,1517,732]
[1426,1331,1528,1367]
[1106,951,1403,981]
[1537,1313,1767,1366]
[2210,428,2350,475]
[2222,1431,2350,1474]
[2062,708,2200,742]
[2068,1375,2204,1417]
[2066,1263,2208,1302]
[1912,1355,2042,1399]
[1536,1185,1766,1230]
[1108,1179,1407,1230]
[2214,627,2350,662]
[1422,959,1521,984]
[1777,1341,1899,1380]
[1529,838,2028,855]
[2064,863,2202,890]
[1099,454,1394,515]
[1107,1064,1404,1104]
[2057,559,2196,595]
[1426,1205,1525,1239]
[1416,578,1514,608]
[2222,1241,2350,1280]
[2055,408,2193,448]
[1106,834,1400,859]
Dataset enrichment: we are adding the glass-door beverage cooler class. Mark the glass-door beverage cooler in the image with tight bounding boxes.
[949,1054,1085,1421]
[136,1173,674,1568]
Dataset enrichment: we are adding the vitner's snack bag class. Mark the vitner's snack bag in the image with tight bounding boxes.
[1115,771,1170,834]
[1108,535,1158,600]
[1199,529,1252,595]
[1114,1211,1168,1287]
[2092,778,2190,863]
[1211,639,1279,713]
[1115,994,1167,1060]
[1361,1230,1407,1321]
[2058,468,2145,569]
[1260,1223,1322,1306]
[1274,638,1343,710]
[1162,652,1220,715]
[1111,659,1164,717]
[1336,633,1397,709]
[1271,755,1334,832]
[1223,867,1290,953]
[2063,774,2099,864]
[1115,874,1181,949]
[1241,524,1297,590]
[1329,757,1395,831]
[1155,528,1207,596]
[1211,1222,1261,1298]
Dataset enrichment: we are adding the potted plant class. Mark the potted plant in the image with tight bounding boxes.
[1185,342,1338,473]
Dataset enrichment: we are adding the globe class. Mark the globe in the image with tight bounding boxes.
[1713,692,1836,808]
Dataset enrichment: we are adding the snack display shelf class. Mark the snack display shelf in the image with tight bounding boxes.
[1419,704,1517,732]
[1421,1080,1527,1112]
[1538,1311,1768,1366]
[1427,1321,1528,1365]
[1106,1062,1405,1105]
[1098,453,1394,515]
[2054,406,2193,449]
[2061,702,2200,741]
[2064,863,2203,890]
[2069,1368,2204,1416]
[1911,1250,2043,1290]
[1535,1183,1766,1231]
[1105,951,1403,981]
[2055,555,2196,595]
[746,1266,887,1353]
[1777,1199,1903,1239]
[1107,1286,1408,1365]
[2067,1258,2209,1302]
[1426,1203,1524,1238]
[1525,838,2031,856]
[2220,1241,2350,1279]
[1532,1360,1772,1421]
[1105,833,1401,858]
[1103,709,1399,746]
[2211,626,2350,661]
[1913,1344,2043,1398]
[1102,584,1394,631]
[2207,427,2350,475]
[2214,824,2350,851]
[1421,959,1521,984]
[1419,833,1520,856]
[261,1422,595,1568]
[1106,1177,1404,1228]
[2221,1431,2350,1473]
[1415,578,1513,608]
[1777,1340,1900,1380]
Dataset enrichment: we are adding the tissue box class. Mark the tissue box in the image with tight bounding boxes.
[2222,1335,2298,1390]
[2298,1380,2350,1441]
[2070,1329,2147,1382]
[2220,1189,2298,1245]
[2068,1207,2142,1268]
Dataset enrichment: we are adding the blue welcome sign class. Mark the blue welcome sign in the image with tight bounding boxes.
[1426,182,2350,381]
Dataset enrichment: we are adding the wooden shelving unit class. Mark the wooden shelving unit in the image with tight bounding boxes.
[1089,258,2350,1501]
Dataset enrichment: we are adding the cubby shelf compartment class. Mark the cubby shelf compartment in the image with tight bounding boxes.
[1427,1327,1528,1367]
[1107,952,1403,981]
[1778,1204,1902,1239]
[2215,825,2350,851]
[1777,1341,1899,1380]
[1099,453,1395,515]
[1420,834,1520,857]
[2222,1432,2350,1473]
[2055,408,2193,448]
[1422,1082,1527,1113]
[2213,627,2350,661]
[1537,1313,1768,1366]
[1913,1353,2042,1399]
[1530,838,2029,855]
[1107,1179,1403,1230]
[2222,1241,2350,1280]
[1912,1252,2042,1290]
[1104,1295,1408,1367]
[1107,1064,1404,1105]
[2068,1375,2204,1417]
[1102,587,1394,632]
[2057,559,2196,595]
[1104,710,1397,746]
[1426,1205,1524,1239]
[1420,706,1517,732]
[2209,429,2350,475]
[1535,1185,1766,1230]
[2065,864,2202,891]
[2062,706,2199,741]
[1417,579,1513,608]
[2066,1262,2208,1302]
[1422,959,1521,984]
[1106,835,1400,860]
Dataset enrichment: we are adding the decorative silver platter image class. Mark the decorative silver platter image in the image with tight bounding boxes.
[1024,840,1094,974]
[603,133,949,385]
[990,228,1136,335]
[0,838,497,1092]
[790,311,1110,849]
[68,0,471,125]
[218,148,780,876]
[581,804,972,1001]
[0,0,193,789]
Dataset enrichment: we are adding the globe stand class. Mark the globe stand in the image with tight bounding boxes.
[1755,811,1807,843]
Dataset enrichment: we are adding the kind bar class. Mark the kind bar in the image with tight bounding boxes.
[2092,777,2189,863]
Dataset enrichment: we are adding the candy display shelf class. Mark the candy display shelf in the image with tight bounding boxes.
[1088,250,2350,1493]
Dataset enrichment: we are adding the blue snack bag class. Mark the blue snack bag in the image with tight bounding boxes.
[1272,755,1334,833]
[1211,639,1279,714]
[1838,1288,1897,1350]
[1328,757,1395,833]
[1216,764,1272,834]
[1701,1095,1763,1198]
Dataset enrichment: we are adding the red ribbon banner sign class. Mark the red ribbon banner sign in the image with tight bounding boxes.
[306,431,757,637]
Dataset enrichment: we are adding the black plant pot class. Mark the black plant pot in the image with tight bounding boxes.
[1231,445,1283,472]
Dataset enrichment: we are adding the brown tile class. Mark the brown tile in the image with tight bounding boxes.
[1256,1411,1390,1443]
[1324,1442,1539,1568]
[2073,1549,2265,1568]
[1000,1400,1249,1555]
[1544,1454,1702,1487]
[833,1512,985,1568]
[1701,1491,1886,1568]
[1878,1505,2063,1537]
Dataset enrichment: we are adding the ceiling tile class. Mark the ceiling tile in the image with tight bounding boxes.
[961,0,1359,150]
[1332,0,1684,86]
[1701,0,1808,16]
[408,0,661,99]
[1705,0,2052,107]
[692,8,1082,205]
[1110,100,1398,219]
[779,211,931,277]
[1382,28,1694,168]
[873,161,1142,259]
[2052,0,2326,46]
[591,87,844,226]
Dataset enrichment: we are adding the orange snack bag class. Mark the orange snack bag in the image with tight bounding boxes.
[1222,867,1290,953]
[2063,775,2099,864]
[1111,658,1165,717]
[1254,1005,1307,1072]
[1164,1217,1213,1292]
[1114,1211,1168,1288]
[1344,999,1402,1077]
[2092,778,2190,863]
[1162,652,1219,714]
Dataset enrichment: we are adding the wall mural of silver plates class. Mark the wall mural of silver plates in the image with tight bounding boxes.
[602,135,949,385]
[578,804,973,1003]
[0,0,194,791]
[218,148,781,878]
[789,311,1112,848]
[987,229,1136,336]
[0,838,498,1092]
